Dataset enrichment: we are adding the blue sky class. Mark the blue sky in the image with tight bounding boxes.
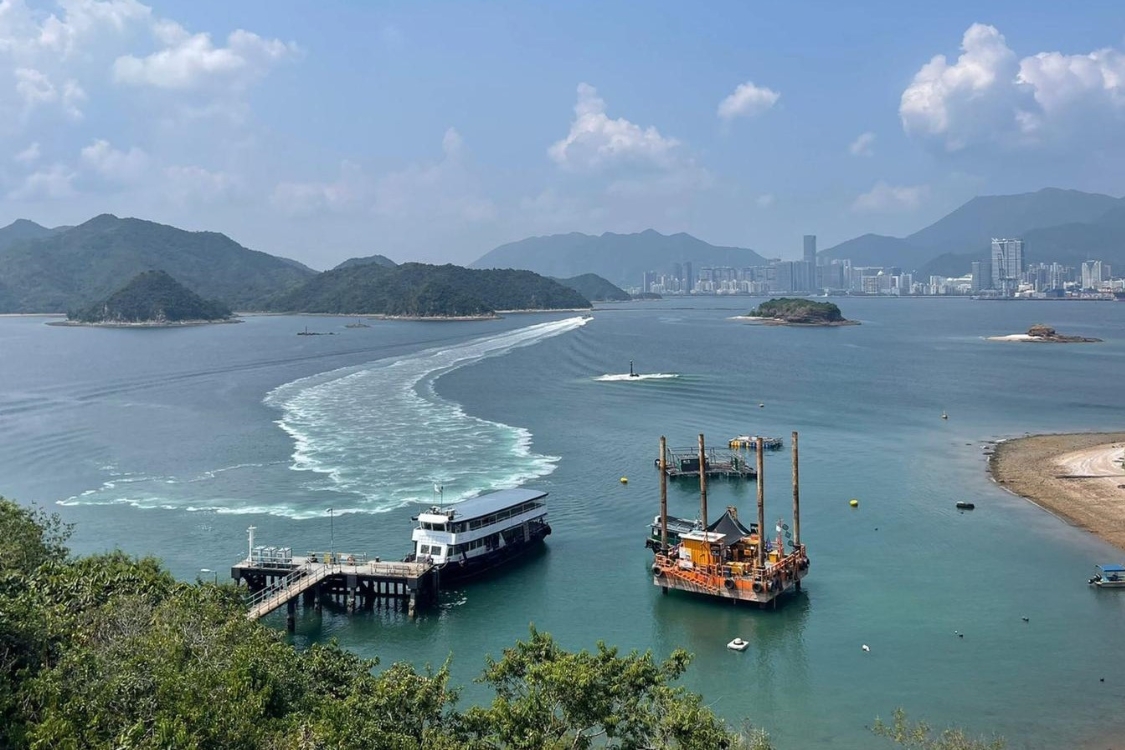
[3,0,1124,268]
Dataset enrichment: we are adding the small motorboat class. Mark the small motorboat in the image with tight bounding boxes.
[1089,564,1125,588]
[955,501,975,510]
[727,637,749,652]
[629,360,640,378]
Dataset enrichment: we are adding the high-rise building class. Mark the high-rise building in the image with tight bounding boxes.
[642,271,657,294]
[991,238,1024,295]
[970,261,992,292]
[1082,260,1106,290]
[803,235,817,265]
[683,262,693,294]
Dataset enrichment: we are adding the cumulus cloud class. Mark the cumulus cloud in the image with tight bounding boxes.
[163,164,240,204]
[374,128,495,222]
[548,83,681,171]
[849,131,876,156]
[13,67,86,118]
[113,25,300,90]
[81,138,148,181]
[8,163,76,200]
[851,181,928,213]
[272,160,368,217]
[14,141,39,162]
[901,23,1125,152]
[717,80,780,121]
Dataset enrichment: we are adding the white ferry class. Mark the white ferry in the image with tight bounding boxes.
[405,488,550,582]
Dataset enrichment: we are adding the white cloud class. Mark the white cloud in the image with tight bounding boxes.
[272,160,367,217]
[849,131,876,157]
[901,23,1125,152]
[113,25,299,90]
[755,193,775,208]
[717,80,780,121]
[38,0,152,57]
[374,128,495,222]
[13,67,85,118]
[14,141,39,162]
[8,163,76,200]
[548,83,681,171]
[81,138,148,181]
[163,164,239,204]
[851,181,928,213]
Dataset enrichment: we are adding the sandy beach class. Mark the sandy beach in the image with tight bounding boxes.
[991,432,1125,551]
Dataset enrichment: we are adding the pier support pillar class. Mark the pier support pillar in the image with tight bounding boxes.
[408,592,417,619]
[286,598,296,633]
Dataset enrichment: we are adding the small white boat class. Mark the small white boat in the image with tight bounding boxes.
[1089,564,1125,588]
[727,637,749,651]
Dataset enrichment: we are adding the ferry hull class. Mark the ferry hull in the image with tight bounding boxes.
[414,523,551,585]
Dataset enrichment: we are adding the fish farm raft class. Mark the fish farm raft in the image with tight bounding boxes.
[657,443,757,479]
[650,431,809,607]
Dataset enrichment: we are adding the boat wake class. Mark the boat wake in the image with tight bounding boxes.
[594,373,680,382]
[61,316,589,519]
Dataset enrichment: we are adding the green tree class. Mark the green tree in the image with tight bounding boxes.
[458,625,767,750]
[873,709,1005,750]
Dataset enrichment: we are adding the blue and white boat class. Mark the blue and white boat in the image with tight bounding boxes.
[1089,564,1125,588]
[405,488,551,583]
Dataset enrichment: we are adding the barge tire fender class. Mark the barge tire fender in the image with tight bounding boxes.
[724,578,736,590]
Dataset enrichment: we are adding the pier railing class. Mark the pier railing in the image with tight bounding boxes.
[246,564,336,620]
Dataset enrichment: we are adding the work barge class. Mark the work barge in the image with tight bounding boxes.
[651,431,809,607]
[231,530,440,631]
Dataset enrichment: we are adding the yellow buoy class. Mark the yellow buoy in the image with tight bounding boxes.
[849,499,859,508]
[620,477,629,484]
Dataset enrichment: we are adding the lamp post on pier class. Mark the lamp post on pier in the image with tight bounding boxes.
[327,508,334,553]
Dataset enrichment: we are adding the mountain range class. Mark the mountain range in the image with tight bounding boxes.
[0,215,315,313]
[472,229,768,287]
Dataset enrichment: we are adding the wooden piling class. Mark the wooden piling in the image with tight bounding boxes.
[756,438,765,569]
[659,436,668,552]
[791,430,800,547]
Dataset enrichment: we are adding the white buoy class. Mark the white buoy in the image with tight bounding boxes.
[861,644,870,652]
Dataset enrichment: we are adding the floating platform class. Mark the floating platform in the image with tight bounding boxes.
[728,435,783,451]
[657,445,756,479]
[231,549,439,630]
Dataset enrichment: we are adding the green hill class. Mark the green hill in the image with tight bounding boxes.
[0,214,316,313]
[266,262,592,317]
[472,229,768,288]
[552,273,630,301]
[747,297,851,325]
[333,254,398,270]
[0,219,58,251]
[68,270,233,323]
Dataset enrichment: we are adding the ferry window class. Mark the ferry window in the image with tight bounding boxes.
[419,544,430,554]
[433,523,447,532]
[432,546,444,556]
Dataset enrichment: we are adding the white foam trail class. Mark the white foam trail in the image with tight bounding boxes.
[263,316,590,514]
[595,373,680,382]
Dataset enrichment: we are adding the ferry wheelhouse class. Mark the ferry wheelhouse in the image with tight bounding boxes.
[406,488,550,582]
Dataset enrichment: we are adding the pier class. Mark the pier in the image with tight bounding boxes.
[657,443,756,480]
[231,533,439,631]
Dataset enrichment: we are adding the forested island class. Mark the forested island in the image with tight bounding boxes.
[742,298,857,326]
[551,273,631,302]
[60,270,235,326]
[265,262,591,318]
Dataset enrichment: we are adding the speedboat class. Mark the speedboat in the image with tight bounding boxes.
[727,637,749,651]
[1089,564,1125,588]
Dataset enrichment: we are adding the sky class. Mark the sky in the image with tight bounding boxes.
[2,0,1125,269]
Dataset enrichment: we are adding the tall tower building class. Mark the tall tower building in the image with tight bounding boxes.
[803,235,817,265]
[991,238,1024,296]
[683,262,693,294]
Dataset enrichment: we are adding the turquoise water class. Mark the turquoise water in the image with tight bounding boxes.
[3,298,1125,748]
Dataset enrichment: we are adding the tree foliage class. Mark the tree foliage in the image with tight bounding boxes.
[552,273,631,302]
[873,709,1005,750]
[0,496,763,750]
[266,262,592,317]
[68,270,233,323]
[746,298,847,324]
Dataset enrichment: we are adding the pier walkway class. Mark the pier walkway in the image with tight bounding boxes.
[233,550,439,630]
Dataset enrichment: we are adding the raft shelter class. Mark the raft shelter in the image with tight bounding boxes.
[657,443,756,480]
[651,431,809,607]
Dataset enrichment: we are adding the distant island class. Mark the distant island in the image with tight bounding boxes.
[551,273,630,302]
[265,262,591,318]
[740,298,858,326]
[987,324,1102,343]
[57,270,237,327]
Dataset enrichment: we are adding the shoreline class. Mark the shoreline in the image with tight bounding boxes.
[731,315,860,327]
[990,432,1125,552]
[47,318,243,328]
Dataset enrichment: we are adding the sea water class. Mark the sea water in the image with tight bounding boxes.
[2,298,1125,749]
